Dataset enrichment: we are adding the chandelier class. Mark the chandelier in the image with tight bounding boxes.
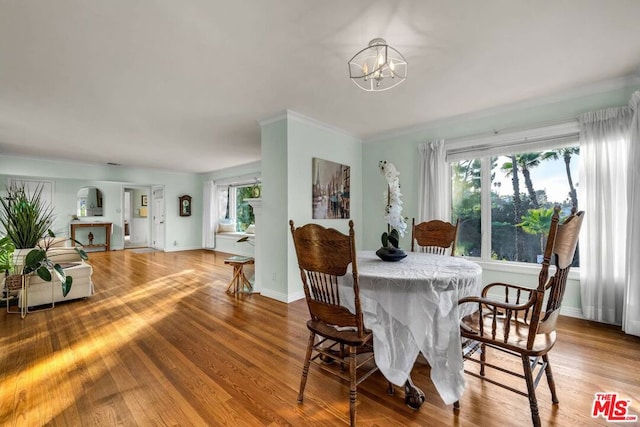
[348,38,408,92]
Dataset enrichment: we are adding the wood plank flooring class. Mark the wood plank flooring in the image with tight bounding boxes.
[1,249,639,426]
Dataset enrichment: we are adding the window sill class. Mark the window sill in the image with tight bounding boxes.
[215,232,255,240]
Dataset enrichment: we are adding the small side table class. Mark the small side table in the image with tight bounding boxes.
[224,256,255,294]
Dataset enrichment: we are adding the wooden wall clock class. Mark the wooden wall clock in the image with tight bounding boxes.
[179,195,192,217]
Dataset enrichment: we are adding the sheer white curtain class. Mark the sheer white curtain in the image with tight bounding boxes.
[202,181,217,249]
[578,106,633,325]
[418,139,450,221]
[624,91,640,336]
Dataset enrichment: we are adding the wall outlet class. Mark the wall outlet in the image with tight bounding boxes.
[173,240,177,246]
[272,272,277,281]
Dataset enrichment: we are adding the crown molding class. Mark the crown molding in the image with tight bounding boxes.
[258,109,361,141]
[257,110,288,127]
[365,74,640,144]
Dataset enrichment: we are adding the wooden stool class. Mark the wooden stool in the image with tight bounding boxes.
[224,256,255,294]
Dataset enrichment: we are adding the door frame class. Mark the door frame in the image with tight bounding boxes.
[121,185,153,249]
[151,185,166,251]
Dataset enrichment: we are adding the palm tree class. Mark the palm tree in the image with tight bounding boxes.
[452,159,481,189]
[503,155,524,260]
[545,147,579,211]
[518,207,555,255]
[501,152,555,209]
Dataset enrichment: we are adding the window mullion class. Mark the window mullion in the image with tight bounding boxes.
[480,157,492,261]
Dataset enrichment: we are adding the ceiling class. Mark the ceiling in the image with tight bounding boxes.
[1,1,640,174]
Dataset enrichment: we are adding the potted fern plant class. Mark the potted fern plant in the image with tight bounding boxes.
[0,184,87,297]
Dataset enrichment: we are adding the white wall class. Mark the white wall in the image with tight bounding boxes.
[200,160,261,183]
[259,111,362,303]
[260,117,289,301]
[0,156,202,251]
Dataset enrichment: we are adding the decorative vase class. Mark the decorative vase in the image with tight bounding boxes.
[375,246,407,262]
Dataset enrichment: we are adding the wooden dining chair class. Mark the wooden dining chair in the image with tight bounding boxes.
[457,207,584,427]
[411,218,460,255]
[289,220,378,427]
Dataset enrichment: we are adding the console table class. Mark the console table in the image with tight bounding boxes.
[70,222,112,251]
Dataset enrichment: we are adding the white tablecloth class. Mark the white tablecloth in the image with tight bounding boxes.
[340,251,482,404]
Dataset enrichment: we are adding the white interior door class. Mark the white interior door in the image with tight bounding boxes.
[124,190,131,239]
[152,186,165,250]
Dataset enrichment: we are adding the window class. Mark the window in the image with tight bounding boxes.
[451,144,580,265]
[217,183,261,232]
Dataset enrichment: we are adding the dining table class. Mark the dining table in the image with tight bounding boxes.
[340,250,482,407]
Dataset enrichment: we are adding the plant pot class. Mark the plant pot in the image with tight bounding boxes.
[4,274,23,292]
[13,248,33,273]
[375,246,407,262]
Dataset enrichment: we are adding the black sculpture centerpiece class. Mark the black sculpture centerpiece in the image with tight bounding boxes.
[376,246,407,262]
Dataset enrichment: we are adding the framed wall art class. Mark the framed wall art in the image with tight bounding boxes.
[312,158,350,219]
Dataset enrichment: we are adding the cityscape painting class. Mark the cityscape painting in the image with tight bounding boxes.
[312,157,350,219]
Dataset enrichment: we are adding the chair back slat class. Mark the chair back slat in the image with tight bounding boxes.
[290,220,365,335]
[418,246,449,256]
[527,208,584,346]
[306,271,340,305]
[411,218,459,255]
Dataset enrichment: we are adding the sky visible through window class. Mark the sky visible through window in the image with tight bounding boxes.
[492,154,579,203]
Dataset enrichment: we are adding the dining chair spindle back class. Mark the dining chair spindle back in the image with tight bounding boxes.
[289,220,379,427]
[457,206,584,427]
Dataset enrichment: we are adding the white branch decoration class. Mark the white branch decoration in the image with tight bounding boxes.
[379,161,407,238]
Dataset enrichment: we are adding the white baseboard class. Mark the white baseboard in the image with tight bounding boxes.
[286,290,305,303]
[163,246,202,253]
[259,288,305,304]
[560,306,584,319]
[259,288,289,303]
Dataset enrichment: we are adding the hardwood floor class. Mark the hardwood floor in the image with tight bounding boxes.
[1,250,639,426]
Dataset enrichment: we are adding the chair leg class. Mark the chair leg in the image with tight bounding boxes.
[298,332,315,403]
[522,355,541,427]
[387,381,394,395]
[543,354,559,404]
[480,343,486,376]
[349,345,357,427]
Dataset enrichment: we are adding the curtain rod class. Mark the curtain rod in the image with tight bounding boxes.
[445,116,579,146]
[446,132,579,160]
